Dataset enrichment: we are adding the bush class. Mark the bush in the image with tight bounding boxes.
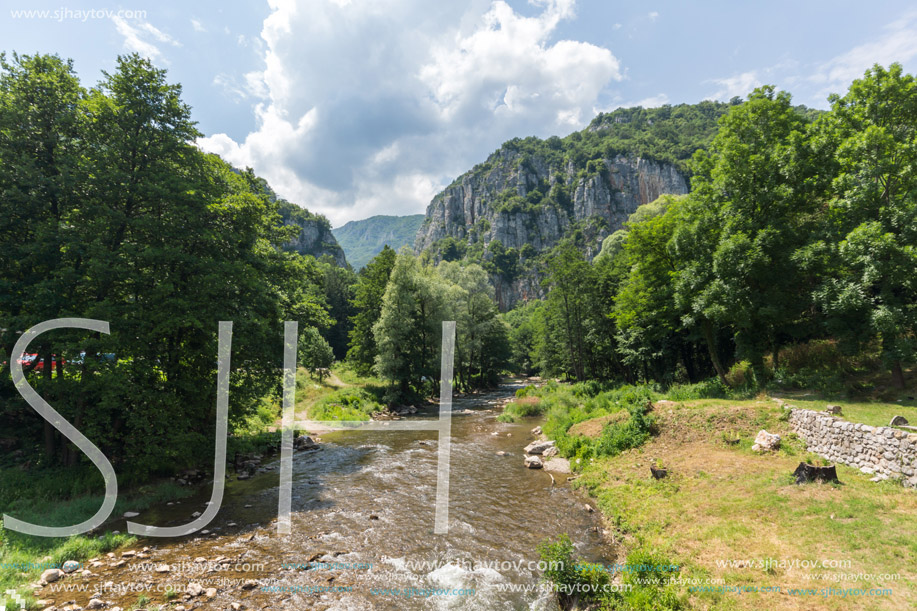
[309,388,384,421]
[535,384,658,464]
[537,534,610,607]
[616,548,684,610]
[665,378,729,400]
[497,396,545,422]
[725,360,753,388]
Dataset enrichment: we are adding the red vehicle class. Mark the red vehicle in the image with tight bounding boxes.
[16,353,65,373]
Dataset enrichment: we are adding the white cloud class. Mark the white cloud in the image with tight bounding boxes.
[810,10,917,96]
[112,16,180,62]
[648,11,659,21]
[197,0,623,226]
[191,18,206,33]
[633,93,669,108]
[707,70,761,101]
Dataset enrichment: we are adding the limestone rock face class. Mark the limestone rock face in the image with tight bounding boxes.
[415,151,688,309]
[281,209,347,266]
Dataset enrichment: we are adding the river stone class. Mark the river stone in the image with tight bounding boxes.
[543,458,571,474]
[86,599,106,609]
[524,455,544,469]
[890,415,909,427]
[242,579,258,590]
[294,435,316,450]
[531,426,542,436]
[205,588,218,598]
[155,563,170,573]
[41,568,63,583]
[187,583,204,597]
[543,446,559,458]
[62,560,80,573]
[524,440,556,455]
[751,430,781,452]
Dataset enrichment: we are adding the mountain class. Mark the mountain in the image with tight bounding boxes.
[414,101,734,309]
[333,214,425,269]
[240,169,348,266]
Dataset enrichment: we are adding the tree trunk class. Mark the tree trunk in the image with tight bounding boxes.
[892,359,906,389]
[701,320,728,385]
[751,353,768,389]
[682,342,698,383]
[42,349,57,463]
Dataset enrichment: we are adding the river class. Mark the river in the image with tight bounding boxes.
[40,382,611,610]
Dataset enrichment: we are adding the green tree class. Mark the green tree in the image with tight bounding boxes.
[0,52,86,461]
[347,245,396,374]
[541,240,596,380]
[677,86,817,384]
[318,258,356,360]
[300,325,334,381]
[438,261,510,389]
[0,54,333,477]
[373,250,450,400]
[813,63,917,388]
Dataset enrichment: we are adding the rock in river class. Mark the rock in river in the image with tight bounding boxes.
[524,440,556,455]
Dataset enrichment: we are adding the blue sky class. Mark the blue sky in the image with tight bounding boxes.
[3,1,916,225]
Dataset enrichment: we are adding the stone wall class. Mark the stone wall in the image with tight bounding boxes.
[788,409,917,487]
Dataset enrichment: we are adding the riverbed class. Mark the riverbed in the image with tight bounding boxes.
[37,382,611,610]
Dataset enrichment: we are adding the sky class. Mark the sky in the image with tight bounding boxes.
[2,1,917,226]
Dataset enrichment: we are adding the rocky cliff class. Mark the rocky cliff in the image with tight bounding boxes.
[413,102,729,309]
[279,202,348,266]
[416,153,687,256]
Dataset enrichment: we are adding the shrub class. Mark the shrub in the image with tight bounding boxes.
[498,396,545,422]
[725,360,753,388]
[536,383,658,463]
[618,547,684,610]
[537,534,610,607]
[309,388,384,421]
[665,378,728,401]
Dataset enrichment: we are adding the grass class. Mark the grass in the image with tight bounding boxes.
[775,394,917,428]
[570,397,917,610]
[497,395,546,422]
[0,477,192,610]
[291,363,387,423]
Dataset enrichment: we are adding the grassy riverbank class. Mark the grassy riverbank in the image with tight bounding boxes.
[0,477,188,609]
[524,382,917,610]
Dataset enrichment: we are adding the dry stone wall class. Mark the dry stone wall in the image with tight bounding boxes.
[788,408,917,487]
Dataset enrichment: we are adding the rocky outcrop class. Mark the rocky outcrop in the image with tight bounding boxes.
[280,204,348,267]
[415,149,688,309]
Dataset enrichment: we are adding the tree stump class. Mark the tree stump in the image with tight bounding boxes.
[793,462,839,484]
